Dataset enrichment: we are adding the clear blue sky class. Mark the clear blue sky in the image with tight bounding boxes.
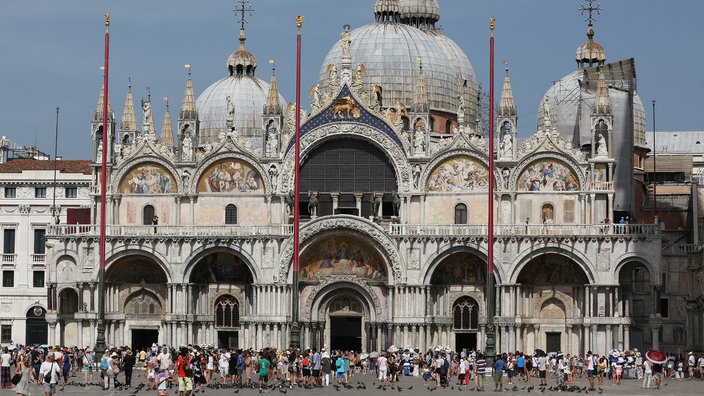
[1,0,701,159]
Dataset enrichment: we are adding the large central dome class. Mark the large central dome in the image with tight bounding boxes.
[317,0,478,122]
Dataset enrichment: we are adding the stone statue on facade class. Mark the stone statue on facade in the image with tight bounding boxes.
[182,132,193,160]
[413,119,425,155]
[226,96,235,122]
[266,122,279,157]
[268,164,279,192]
[596,133,608,157]
[457,94,465,118]
[340,24,352,58]
[141,98,151,128]
[96,140,103,163]
[412,164,422,188]
[326,64,340,96]
[501,130,513,157]
[542,97,552,128]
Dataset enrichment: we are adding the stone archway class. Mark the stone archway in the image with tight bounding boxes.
[25,306,47,345]
[105,256,169,347]
[278,216,405,283]
[513,253,590,354]
[618,261,653,351]
[305,280,380,353]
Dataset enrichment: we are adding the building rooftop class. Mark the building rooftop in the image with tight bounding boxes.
[646,131,704,154]
[0,159,92,174]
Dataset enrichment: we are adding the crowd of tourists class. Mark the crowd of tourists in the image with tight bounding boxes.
[2,342,704,395]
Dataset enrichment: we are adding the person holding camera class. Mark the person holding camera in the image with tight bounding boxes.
[37,354,61,396]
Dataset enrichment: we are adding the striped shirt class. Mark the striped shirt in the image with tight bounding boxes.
[476,358,486,375]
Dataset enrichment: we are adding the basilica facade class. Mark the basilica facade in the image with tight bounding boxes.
[43,0,667,356]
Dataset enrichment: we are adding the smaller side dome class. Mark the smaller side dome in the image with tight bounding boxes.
[576,25,606,68]
[400,0,440,29]
[227,29,257,77]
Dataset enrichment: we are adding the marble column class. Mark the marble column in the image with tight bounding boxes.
[354,193,364,217]
[605,325,612,352]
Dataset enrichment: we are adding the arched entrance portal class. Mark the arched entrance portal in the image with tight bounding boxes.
[618,261,652,351]
[429,251,487,352]
[26,306,47,345]
[190,251,254,349]
[327,294,364,351]
[106,257,168,349]
[516,253,589,354]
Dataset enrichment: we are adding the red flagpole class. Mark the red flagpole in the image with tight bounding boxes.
[95,13,110,352]
[485,17,497,358]
[290,15,303,349]
[488,19,495,276]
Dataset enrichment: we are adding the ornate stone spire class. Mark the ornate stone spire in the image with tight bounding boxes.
[180,65,198,119]
[414,58,428,108]
[594,70,611,115]
[499,61,516,117]
[119,79,138,132]
[375,0,401,23]
[264,60,281,115]
[160,98,174,146]
[94,80,114,122]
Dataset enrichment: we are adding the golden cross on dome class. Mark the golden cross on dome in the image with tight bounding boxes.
[235,0,254,31]
[580,0,602,26]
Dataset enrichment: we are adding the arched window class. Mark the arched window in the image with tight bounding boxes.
[453,297,479,330]
[143,205,155,225]
[429,117,435,132]
[225,204,238,225]
[215,295,240,328]
[454,203,468,224]
[445,120,452,133]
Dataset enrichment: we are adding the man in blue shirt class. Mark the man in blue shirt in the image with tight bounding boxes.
[493,354,506,392]
[312,349,322,387]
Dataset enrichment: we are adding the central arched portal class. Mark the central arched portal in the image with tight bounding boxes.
[326,293,365,351]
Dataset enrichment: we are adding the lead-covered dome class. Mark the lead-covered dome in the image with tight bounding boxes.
[196,29,286,142]
[318,0,477,122]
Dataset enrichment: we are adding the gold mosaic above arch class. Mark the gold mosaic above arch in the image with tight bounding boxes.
[197,158,263,193]
[426,156,489,192]
[518,159,579,191]
[119,162,177,194]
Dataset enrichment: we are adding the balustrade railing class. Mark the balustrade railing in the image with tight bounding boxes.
[47,224,294,238]
[46,221,660,239]
[388,223,660,237]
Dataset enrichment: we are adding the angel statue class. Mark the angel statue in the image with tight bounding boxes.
[327,64,341,95]
[309,84,321,110]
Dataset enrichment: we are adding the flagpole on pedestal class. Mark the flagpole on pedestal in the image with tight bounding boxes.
[94,13,110,354]
[485,17,497,361]
[290,15,303,350]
